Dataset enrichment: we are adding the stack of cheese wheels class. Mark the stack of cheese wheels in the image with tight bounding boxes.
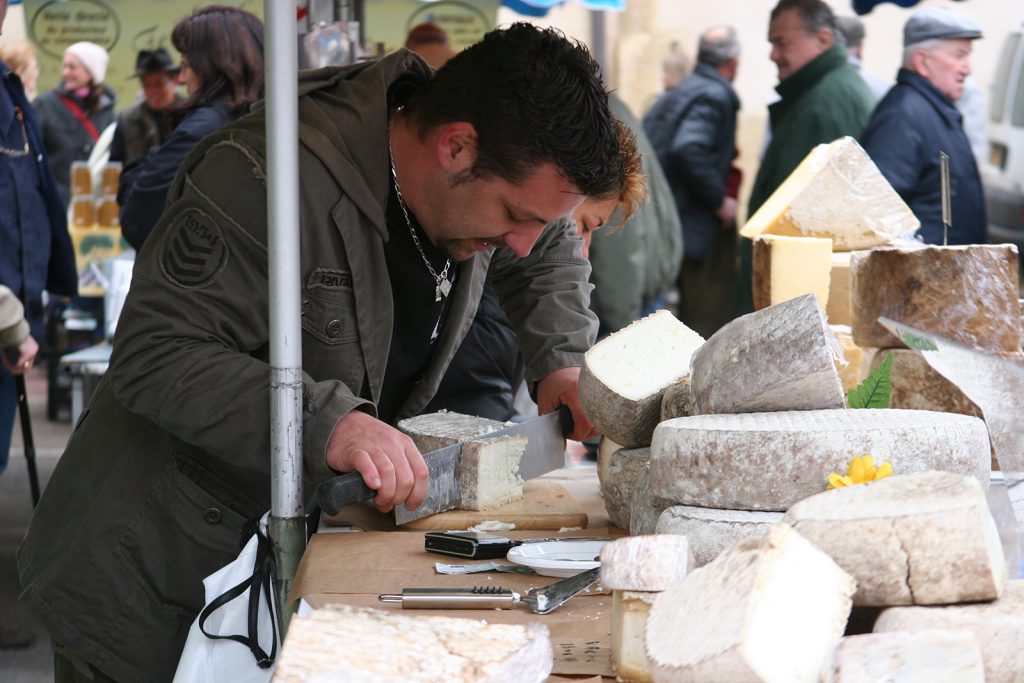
[599,535,693,682]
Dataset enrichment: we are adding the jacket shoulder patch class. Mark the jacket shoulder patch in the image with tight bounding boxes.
[160,208,229,288]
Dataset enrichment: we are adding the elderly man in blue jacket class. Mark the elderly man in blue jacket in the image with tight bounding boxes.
[860,7,986,245]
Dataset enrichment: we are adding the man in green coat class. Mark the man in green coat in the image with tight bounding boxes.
[737,0,875,315]
[18,24,623,683]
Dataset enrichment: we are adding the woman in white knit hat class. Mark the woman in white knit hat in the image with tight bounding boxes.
[33,41,117,206]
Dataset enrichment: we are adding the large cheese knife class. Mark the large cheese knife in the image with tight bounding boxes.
[317,406,574,524]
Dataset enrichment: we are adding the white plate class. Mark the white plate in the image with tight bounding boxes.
[506,539,612,578]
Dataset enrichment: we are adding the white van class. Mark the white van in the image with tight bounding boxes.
[983,27,1024,246]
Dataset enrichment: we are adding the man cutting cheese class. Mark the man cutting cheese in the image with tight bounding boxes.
[18,24,623,683]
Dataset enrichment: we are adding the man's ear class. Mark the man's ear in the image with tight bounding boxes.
[818,27,834,50]
[434,122,478,173]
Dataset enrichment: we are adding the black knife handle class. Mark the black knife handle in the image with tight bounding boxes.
[317,472,378,516]
[556,404,574,437]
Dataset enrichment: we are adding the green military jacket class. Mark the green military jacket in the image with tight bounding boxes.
[18,50,597,683]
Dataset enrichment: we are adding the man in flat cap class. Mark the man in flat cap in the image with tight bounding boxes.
[109,48,182,165]
[860,6,986,244]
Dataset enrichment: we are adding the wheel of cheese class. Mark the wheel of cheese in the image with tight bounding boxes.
[579,310,704,448]
[689,293,846,415]
[784,472,1007,606]
[824,631,985,683]
[874,580,1024,683]
[645,524,854,683]
[601,447,649,531]
[656,505,783,567]
[650,409,991,512]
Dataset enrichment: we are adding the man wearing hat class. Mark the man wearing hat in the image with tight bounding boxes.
[109,48,182,165]
[860,6,986,245]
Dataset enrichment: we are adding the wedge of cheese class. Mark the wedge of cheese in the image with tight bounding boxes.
[689,294,846,415]
[752,235,833,311]
[831,324,877,392]
[826,252,854,325]
[650,410,992,511]
[601,447,650,531]
[824,631,985,683]
[645,524,855,683]
[612,590,658,683]
[851,244,1021,352]
[874,580,1024,683]
[600,535,693,592]
[784,472,1007,606]
[656,505,784,567]
[274,605,553,683]
[740,136,919,250]
[579,310,704,448]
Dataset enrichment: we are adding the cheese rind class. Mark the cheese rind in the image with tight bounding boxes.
[628,466,674,535]
[823,630,985,683]
[600,535,693,591]
[273,605,553,683]
[579,310,704,448]
[850,244,1021,352]
[784,472,1007,606]
[458,436,526,510]
[655,505,783,567]
[650,409,991,511]
[601,447,650,531]
[597,436,624,488]
[645,524,855,683]
[398,411,507,453]
[689,294,846,415]
[740,136,919,250]
[612,590,657,683]
[826,252,854,325]
[832,324,877,392]
[659,379,694,422]
[874,580,1024,683]
[752,235,833,311]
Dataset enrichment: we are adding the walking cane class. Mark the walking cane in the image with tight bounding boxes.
[14,374,40,508]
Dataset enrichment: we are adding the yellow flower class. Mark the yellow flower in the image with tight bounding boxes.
[827,455,893,489]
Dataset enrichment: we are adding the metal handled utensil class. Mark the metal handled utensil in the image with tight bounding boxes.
[378,565,602,615]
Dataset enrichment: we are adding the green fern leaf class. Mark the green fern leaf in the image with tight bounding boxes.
[846,352,893,409]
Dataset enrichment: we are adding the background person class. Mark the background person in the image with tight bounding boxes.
[108,48,183,165]
[118,4,265,251]
[33,41,116,206]
[404,21,456,69]
[835,14,890,100]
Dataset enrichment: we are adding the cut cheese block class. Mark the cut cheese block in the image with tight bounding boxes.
[398,411,507,453]
[877,349,981,417]
[659,378,694,422]
[612,590,657,683]
[579,310,705,448]
[650,410,991,512]
[823,630,985,683]
[826,252,854,325]
[629,466,674,535]
[689,294,846,415]
[645,524,855,683]
[600,534,693,591]
[740,136,919,250]
[831,325,877,392]
[459,436,526,510]
[655,505,783,567]
[601,447,650,531]
[784,472,1007,606]
[874,580,1024,683]
[596,436,623,488]
[850,244,1021,352]
[752,235,833,311]
[274,605,552,683]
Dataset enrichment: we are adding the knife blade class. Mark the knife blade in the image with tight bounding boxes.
[317,406,573,523]
[521,565,601,615]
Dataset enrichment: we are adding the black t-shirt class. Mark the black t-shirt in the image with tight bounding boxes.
[375,181,456,424]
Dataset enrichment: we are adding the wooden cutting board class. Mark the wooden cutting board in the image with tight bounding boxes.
[325,479,588,531]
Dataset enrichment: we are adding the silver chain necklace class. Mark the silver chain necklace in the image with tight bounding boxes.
[389,142,452,302]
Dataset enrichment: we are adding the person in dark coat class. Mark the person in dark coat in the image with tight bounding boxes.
[860,6,986,245]
[108,48,183,166]
[643,25,740,338]
[118,5,264,251]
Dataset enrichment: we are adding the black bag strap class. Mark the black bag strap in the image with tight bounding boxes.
[197,525,278,668]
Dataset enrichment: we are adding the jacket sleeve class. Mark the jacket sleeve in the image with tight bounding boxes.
[665,94,729,210]
[0,285,29,348]
[488,218,598,383]
[108,136,363,484]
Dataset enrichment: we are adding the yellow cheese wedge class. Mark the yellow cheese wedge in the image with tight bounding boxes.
[752,235,832,311]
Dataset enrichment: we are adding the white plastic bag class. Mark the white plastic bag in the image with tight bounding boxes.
[173,514,279,683]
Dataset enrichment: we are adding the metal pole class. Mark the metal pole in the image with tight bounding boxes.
[265,0,305,637]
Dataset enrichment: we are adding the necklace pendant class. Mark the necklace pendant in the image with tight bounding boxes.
[436,277,452,301]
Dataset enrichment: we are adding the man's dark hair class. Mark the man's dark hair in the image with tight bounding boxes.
[402,22,623,199]
[770,0,837,38]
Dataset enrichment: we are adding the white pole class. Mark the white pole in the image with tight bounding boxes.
[264,0,305,634]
